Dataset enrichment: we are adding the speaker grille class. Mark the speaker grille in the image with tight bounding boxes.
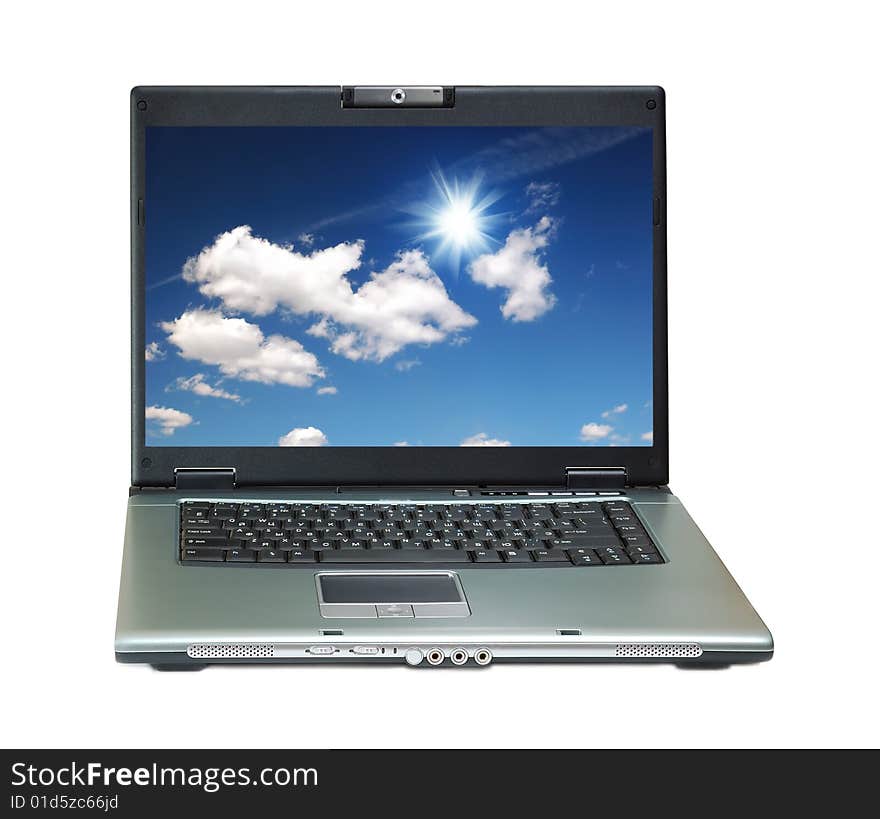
[187,643,275,659]
[615,643,702,658]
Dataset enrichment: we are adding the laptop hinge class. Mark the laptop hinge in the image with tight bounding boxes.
[174,467,236,491]
[564,467,627,490]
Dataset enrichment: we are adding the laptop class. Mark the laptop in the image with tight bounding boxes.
[115,85,772,669]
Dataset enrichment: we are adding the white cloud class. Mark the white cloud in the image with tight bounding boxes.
[278,426,328,447]
[580,422,613,442]
[469,217,557,322]
[601,403,628,419]
[145,341,165,362]
[182,226,476,362]
[641,430,654,443]
[146,405,193,436]
[460,432,512,447]
[394,359,420,372]
[298,232,315,247]
[173,373,241,402]
[161,309,324,388]
[393,441,410,447]
[525,181,560,212]
[316,386,337,395]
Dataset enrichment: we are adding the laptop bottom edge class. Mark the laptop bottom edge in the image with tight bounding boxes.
[115,649,773,669]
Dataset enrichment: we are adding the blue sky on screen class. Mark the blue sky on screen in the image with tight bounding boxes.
[144,126,654,447]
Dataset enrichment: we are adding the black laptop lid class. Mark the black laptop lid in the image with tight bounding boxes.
[131,86,667,487]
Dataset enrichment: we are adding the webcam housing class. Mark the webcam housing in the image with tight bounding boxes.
[342,86,455,108]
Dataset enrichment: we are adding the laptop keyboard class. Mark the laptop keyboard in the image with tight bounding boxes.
[179,500,663,567]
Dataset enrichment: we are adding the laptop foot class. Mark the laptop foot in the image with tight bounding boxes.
[151,664,207,672]
[675,662,731,670]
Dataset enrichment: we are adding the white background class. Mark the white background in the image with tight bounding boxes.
[2,1,878,749]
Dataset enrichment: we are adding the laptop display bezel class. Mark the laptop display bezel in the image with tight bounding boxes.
[131,86,668,487]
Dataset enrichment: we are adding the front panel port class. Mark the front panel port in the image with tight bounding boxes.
[450,648,468,665]
[425,648,445,666]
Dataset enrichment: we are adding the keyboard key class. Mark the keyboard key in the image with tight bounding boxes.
[226,549,257,562]
[181,547,224,561]
[568,550,602,566]
[532,549,570,562]
[625,543,658,556]
[432,540,460,551]
[619,534,652,548]
[183,536,228,547]
[287,549,317,563]
[599,548,631,565]
[320,550,470,563]
[572,503,604,516]
[565,525,615,537]
[257,549,286,562]
[306,539,335,550]
[549,537,621,550]
[471,549,503,562]
[630,552,663,564]
[183,527,224,537]
[500,549,533,563]
[474,509,499,521]
[615,524,646,535]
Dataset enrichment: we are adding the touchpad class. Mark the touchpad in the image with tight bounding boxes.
[316,572,470,618]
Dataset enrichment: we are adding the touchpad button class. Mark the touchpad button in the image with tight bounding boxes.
[316,572,470,618]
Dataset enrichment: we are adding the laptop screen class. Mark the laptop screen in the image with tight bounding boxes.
[144,126,653,448]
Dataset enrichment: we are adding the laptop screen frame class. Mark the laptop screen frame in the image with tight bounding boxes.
[131,86,668,487]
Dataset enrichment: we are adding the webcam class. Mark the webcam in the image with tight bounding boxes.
[342,86,455,108]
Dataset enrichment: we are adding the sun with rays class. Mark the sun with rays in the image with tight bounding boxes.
[406,171,506,270]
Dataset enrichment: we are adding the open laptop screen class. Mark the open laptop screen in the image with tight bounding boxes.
[144,126,653,448]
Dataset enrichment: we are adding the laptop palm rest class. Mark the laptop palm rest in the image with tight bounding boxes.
[316,572,471,618]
